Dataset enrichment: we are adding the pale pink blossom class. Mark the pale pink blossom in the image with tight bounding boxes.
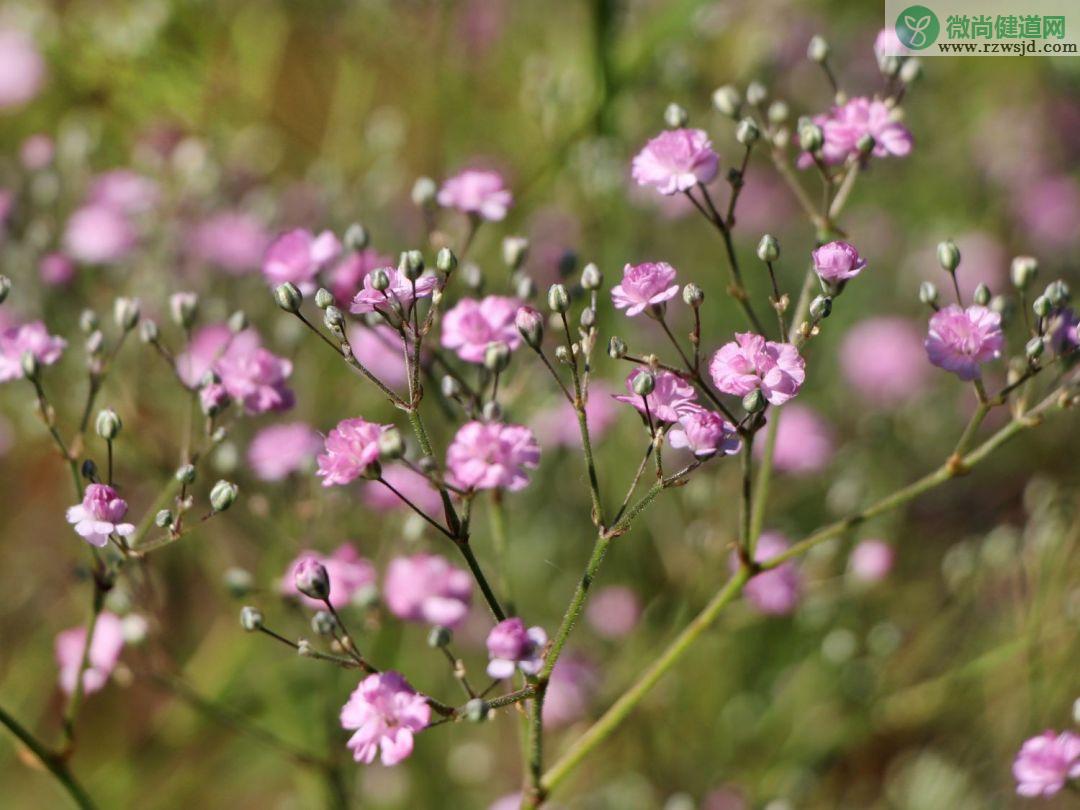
[66,484,134,548]
[668,404,741,458]
[383,553,473,628]
[631,129,719,195]
[585,586,641,639]
[316,418,392,486]
[63,205,136,264]
[811,241,867,283]
[0,320,66,381]
[709,333,806,406]
[281,545,376,610]
[614,369,698,423]
[735,532,802,616]
[248,422,322,481]
[189,211,271,274]
[437,169,512,221]
[757,404,834,474]
[840,317,931,405]
[262,228,341,290]
[212,330,294,414]
[339,671,430,765]
[87,170,159,216]
[544,654,598,728]
[55,612,125,695]
[849,540,894,583]
[1014,175,1080,251]
[446,421,540,491]
[0,28,46,110]
[440,296,523,363]
[485,617,547,678]
[198,382,230,415]
[362,465,443,514]
[531,382,619,447]
[329,248,395,303]
[349,265,438,315]
[1012,730,1080,798]
[39,253,75,286]
[798,97,913,168]
[611,262,680,316]
[925,304,1004,381]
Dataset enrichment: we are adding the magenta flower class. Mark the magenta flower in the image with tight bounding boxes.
[924,304,1004,381]
[611,262,680,316]
[189,211,271,275]
[1012,730,1080,798]
[668,405,741,458]
[543,653,599,728]
[1049,308,1080,355]
[262,228,342,290]
[383,553,473,628]
[87,170,160,216]
[316,417,392,487]
[849,540,894,583]
[66,484,135,548]
[362,465,443,514]
[798,97,913,168]
[440,296,523,363]
[614,369,698,423]
[840,317,931,405]
[709,333,806,406]
[281,545,376,610]
[531,381,620,448]
[39,253,75,286]
[329,248,395,303]
[437,169,512,221]
[446,421,540,492]
[0,321,66,382]
[346,323,412,387]
[63,204,137,265]
[212,330,295,414]
[54,612,125,696]
[734,532,802,616]
[485,617,548,678]
[631,129,719,195]
[198,381,231,416]
[339,671,431,765]
[0,28,46,109]
[248,422,322,481]
[756,404,834,474]
[811,241,867,284]
[585,586,641,639]
[349,265,439,315]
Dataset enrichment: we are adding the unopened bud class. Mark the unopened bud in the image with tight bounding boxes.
[155,509,174,528]
[441,375,461,399]
[1045,280,1070,306]
[554,345,571,364]
[1026,335,1045,360]
[809,295,833,320]
[609,336,627,359]
[807,35,830,63]
[664,102,689,128]
[515,306,544,349]
[324,306,345,336]
[400,250,424,280]
[312,611,337,636]
[79,309,98,333]
[240,606,264,632]
[175,464,196,484]
[378,427,405,460]
[20,351,38,379]
[274,282,302,313]
[502,236,529,269]
[315,288,335,309]
[515,273,536,300]
[0,275,9,304]
[919,281,939,306]
[899,57,922,84]
[462,262,484,291]
[632,370,656,397]
[973,283,991,306]
[294,559,330,601]
[767,100,789,124]
[798,122,824,153]
[85,330,104,356]
[169,292,199,329]
[344,222,369,251]
[436,247,457,274]
[548,283,570,313]
[1033,295,1052,318]
[81,459,98,481]
[411,176,437,208]
[856,133,876,155]
[427,625,452,648]
[745,81,767,106]
[735,118,760,147]
[138,319,158,343]
[878,53,901,77]
[712,85,740,118]
[370,268,390,292]
[936,240,961,273]
[482,401,503,421]
[682,283,704,307]
[581,263,602,291]
[580,307,596,329]
[95,408,122,440]
[742,388,765,413]
[210,480,238,512]
[1010,256,1038,289]
[228,310,248,333]
[464,698,489,722]
[756,234,780,262]
[113,297,140,331]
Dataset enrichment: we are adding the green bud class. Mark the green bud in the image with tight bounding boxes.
[210,480,239,512]
[427,625,452,648]
[312,610,337,636]
[239,606,263,632]
[767,100,789,125]
[436,247,457,274]
[809,295,832,320]
[807,35,830,63]
[1025,335,1045,360]
[113,297,141,331]
[735,118,759,147]
[547,283,570,314]
[175,464,196,484]
[608,336,627,359]
[274,282,302,313]
[95,408,122,440]
[370,268,390,292]
[138,319,158,344]
[169,292,199,329]
[20,351,39,380]
[0,275,10,304]
[411,176,437,208]
[502,236,529,270]
[155,509,174,528]
[1033,295,1052,318]
[228,310,249,333]
[682,283,704,307]
[745,81,767,106]
[484,341,511,373]
[344,222,369,251]
[712,85,740,118]
[756,234,780,262]
[1045,280,1070,306]
[1010,256,1038,289]
[664,102,688,128]
[632,370,656,397]
[742,388,766,413]
[378,427,405,460]
[936,240,961,273]
[919,281,939,306]
[973,283,991,306]
[464,698,489,722]
[580,263,602,291]
[798,122,824,153]
[79,309,98,333]
[314,288,335,309]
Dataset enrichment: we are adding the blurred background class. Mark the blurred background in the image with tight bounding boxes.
[0,0,1078,808]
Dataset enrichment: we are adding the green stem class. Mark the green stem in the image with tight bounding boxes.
[0,705,96,809]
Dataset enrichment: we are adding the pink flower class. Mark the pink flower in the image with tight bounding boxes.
[440,296,523,363]
[543,654,598,728]
[611,262,680,315]
[248,422,322,481]
[281,545,376,610]
[631,129,719,195]
[709,333,806,406]
[874,27,909,60]
[849,540,894,583]
[383,553,473,628]
[614,369,698,423]
[757,404,834,474]
[329,248,395,303]
[87,170,159,216]
[63,205,136,264]
[20,134,54,170]
[316,418,392,486]
[1012,730,1080,797]
[437,169,512,221]
[66,484,134,548]
[531,382,620,447]
[0,28,46,109]
[176,324,233,387]
[189,211,271,274]
[925,304,1004,381]
[345,323,410,387]
[339,671,431,765]
[262,228,342,290]
[362,465,443,514]
[668,404,741,458]
[735,532,802,616]
[446,421,540,491]
[198,382,230,415]
[212,330,295,414]
[1049,308,1080,355]
[840,317,931,405]
[811,241,867,284]
[0,320,66,382]
[54,612,125,695]
[1014,175,1080,251]
[798,97,913,168]
[485,617,547,678]
[349,265,439,315]
[585,586,641,639]
[39,252,75,286]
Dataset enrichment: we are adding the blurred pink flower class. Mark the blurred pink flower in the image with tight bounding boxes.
[437,169,512,221]
[758,404,834,474]
[736,532,802,616]
[812,241,867,283]
[849,539,894,583]
[362,465,442,514]
[198,382,230,415]
[190,211,271,274]
[1012,730,1080,798]
[55,612,124,695]
[281,545,376,610]
[798,97,913,167]
[0,28,46,109]
[262,228,341,291]
[39,252,75,286]
[631,129,719,195]
[0,320,66,381]
[87,170,159,216]
[19,133,53,169]
[585,586,641,639]
[345,323,410,387]
[248,422,321,481]
[925,304,1003,381]
[668,404,741,458]
[63,205,136,264]
[543,653,598,728]
[614,369,697,423]
[611,262,680,316]
[532,382,619,447]
[317,417,391,486]
[178,326,294,413]
[446,421,540,491]
[349,265,438,315]
[840,317,931,405]
[384,553,473,628]
[710,334,805,406]
[329,248,395,304]
[441,296,523,363]
[65,484,134,548]
[340,671,430,765]
[486,617,547,678]
[1014,175,1080,251]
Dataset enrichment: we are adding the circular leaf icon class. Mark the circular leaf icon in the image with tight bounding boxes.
[895,5,940,50]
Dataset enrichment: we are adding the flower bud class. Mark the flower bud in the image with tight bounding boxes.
[113,297,140,331]
[735,118,760,147]
[1045,280,1070,306]
[547,283,570,313]
[745,81,767,106]
[400,250,425,280]
[20,351,39,380]
[664,102,689,128]
[767,100,789,124]
[411,176,437,208]
[973,283,991,306]
[210,479,239,512]
[79,309,98,333]
[138,319,158,343]
[315,288,334,309]
[554,345,571,364]
[856,133,876,155]
[936,240,961,273]
[609,336,627,359]
[436,246,457,274]
[294,558,330,601]
[312,610,337,636]
[427,625,452,648]
[918,280,939,306]
[85,330,104,356]
[155,509,174,528]
[742,388,765,413]
[344,222,369,251]
[169,292,199,329]
[228,310,249,333]
[712,85,740,118]
[81,459,98,481]
[441,374,462,399]
[682,283,704,307]
[798,122,824,153]
[990,295,1014,322]
[1010,256,1038,289]
[175,464,196,484]
[1033,295,1052,318]
[807,35,830,63]
[274,282,303,313]
[515,306,544,349]
[579,307,596,329]
[515,273,537,300]
[462,262,484,291]
[378,427,405,460]
[502,236,529,269]
[239,606,263,632]
[324,306,345,336]
[1025,335,1045,360]
[95,408,122,440]
[581,262,603,291]
[756,234,780,262]
[0,275,9,304]
[809,295,832,320]
[464,698,489,723]
[899,58,922,84]
[632,370,656,397]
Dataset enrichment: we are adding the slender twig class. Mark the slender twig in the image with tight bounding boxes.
[0,705,96,809]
